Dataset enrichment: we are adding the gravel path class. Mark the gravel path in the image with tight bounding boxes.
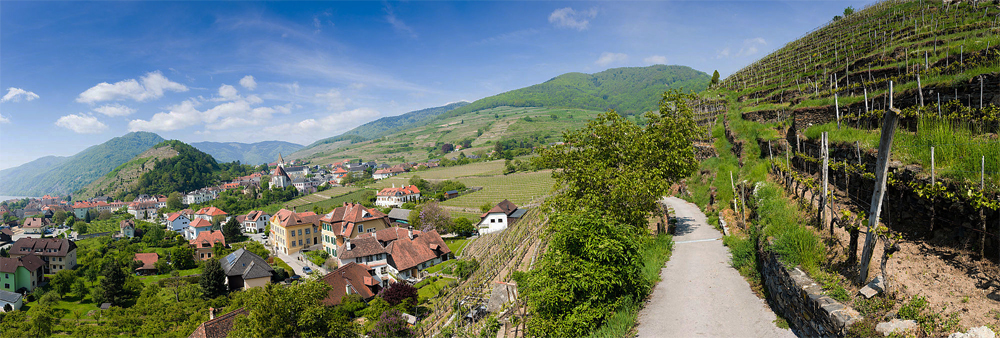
[635,197,797,338]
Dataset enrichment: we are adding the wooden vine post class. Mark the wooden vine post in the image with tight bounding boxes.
[859,83,899,285]
[929,146,936,240]
[818,132,829,233]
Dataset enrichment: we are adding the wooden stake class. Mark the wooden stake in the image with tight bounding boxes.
[917,73,924,107]
[822,132,830,236]
[836,94,841,129]
[865,87,870,113]
[859,91,899,284]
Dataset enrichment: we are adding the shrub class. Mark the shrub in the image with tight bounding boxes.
[379,282,418,306]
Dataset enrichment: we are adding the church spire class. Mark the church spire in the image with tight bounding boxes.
[278,153,285,167]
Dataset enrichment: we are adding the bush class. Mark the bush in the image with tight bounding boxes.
[453,258,479,280]
[379,282,418,306]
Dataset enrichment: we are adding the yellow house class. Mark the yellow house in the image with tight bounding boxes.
[269,209,321,255]
[319,202,391,257]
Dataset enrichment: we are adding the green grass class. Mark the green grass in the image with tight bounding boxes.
[444,237,472,257]
[271,257,294,273]
[423,259,455,274]
[296,189,376,213]
[285,186,360,208]
[137,267,201,285]
[303,250,328,267]
[417,276,454,302]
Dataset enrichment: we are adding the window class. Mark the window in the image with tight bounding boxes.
[298,229,302,236]
[306,238,311,245]
[298,239,303,246]
[491,219,496,223]
[305,228,310,235]
[356,258,362,263]
[291,230,295,237]
[3,283,7,289]
[358,225,364,233]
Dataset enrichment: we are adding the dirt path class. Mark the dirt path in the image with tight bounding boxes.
[635,197,797,338]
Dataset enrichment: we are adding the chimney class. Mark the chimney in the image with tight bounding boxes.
[209,307,215,320]
[345,238,352,251]
[408,226,414,240]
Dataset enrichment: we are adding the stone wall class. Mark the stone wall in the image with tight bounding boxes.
[759,238,861,338]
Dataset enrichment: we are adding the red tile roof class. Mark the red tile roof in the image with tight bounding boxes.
[320,262,381,306]
[190,218,213,229]
[0,255,44,274]
[376,185,420,197]
[320,203,389,236]
[385,230,451,272]
[190,230,226,248]
[374,227,421,243]
[22,217,49,229]
[272,209,320,228]
[195,207,228,217]
[187,308,248,338]
[167,212,188,222]
[134,253,159,270]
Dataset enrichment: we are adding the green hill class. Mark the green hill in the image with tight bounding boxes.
[0,132,166,197]
[191,141,304,165]
[441,65,710,119]
[76,140,223,200]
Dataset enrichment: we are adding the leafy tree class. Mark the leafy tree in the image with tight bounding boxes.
[71,278,88,300]
[200,258,227,298]
[371,309,413,338]
[452,217,476,237]
[230,279,356,338]
[711,70,720,85]
[518,212,647,337]
[408,176,429,192]
[479,203,493,213]
[222,216,242,243]
[51,269,77,296]
[844,6,854,16]
[29,305,54,338]
[453,258,479,280]
[441,143,454,153]
[100,259,136,307]
[142,225,165,246]
[53,211,68,225]
[538,89,698,227]
[408,202,451,232]
[73,221,88,234]
[379,282,418,307]
[98,210,113,221]
[171,245,196,270]
[167,192,184,210]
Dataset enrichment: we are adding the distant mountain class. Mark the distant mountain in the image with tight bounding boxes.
[441,65,710,119]
[191,141,303,165]
[0,132,166,197]
[77,140,221,200]
[302,101,470,148]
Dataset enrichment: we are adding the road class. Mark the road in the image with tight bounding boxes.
[245,232,329,277]
[635,197,797,338]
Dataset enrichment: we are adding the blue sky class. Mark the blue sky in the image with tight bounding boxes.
[0,0,869,170]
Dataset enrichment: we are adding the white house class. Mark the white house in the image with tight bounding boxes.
[127,201,159,220]
[183,219,214,241]
[242,211,270,233]
[375,185,421,208]
[166,213,190,232]
[478,199,526,235]
[183,188,220,205]
[0,290,22,312]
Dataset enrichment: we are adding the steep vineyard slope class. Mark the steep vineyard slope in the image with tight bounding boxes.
[74,145,181,200]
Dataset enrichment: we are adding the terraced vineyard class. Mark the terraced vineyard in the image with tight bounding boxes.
[691,0,1000,332]
[283,186,360,209]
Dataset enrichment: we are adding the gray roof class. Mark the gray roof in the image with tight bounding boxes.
[388,208,412,221]
[0,289,21,303]
[222,248,274,279]
[509,208,528,219]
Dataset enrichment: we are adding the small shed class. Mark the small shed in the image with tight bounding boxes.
[0,290,22,312]
[445,190,459,199]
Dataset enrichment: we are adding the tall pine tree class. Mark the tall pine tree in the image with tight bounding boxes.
[200,258,227,297]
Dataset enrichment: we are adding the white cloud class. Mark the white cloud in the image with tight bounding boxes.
[717,47,731,59]
[595,52,628,66]
[384,4,417,38]
[316,89,351,111]
[263,108,379,139]
[644,55,668,65]
[348,83,366,90]
[239,75,257,90]
[1,87,39,103]
[218,84,240,101]
[738,37,767,56]
[128,97,292,132]
[549,7,598,31]
[93,103,136,117]
[0,114,9,123]
[77,71,188,104]
[55,114,107,134]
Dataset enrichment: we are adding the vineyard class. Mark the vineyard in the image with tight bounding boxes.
[440,171,555,210]
[689,0,1000,334]
[283,186,360,209]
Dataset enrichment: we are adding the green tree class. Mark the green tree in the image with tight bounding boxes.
[29,305,54,338]
[71,278,89,300]
[230,279,355,337]
[371,309,413,338]
[98,210,113,221]
[52,211,68,225]
[100,259,135,307]
[51,269,77,296]
[200,258,227,298]
[538,89,698,227]
[711,70,720,85]
[452,217,476,236]
[73,221,88,235]
[142,225,165,246]
[171,245,196,270]
[518,212,647,337]
[222,216,242,243]
[844,6,854,16]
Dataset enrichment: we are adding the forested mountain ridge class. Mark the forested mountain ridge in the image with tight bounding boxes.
[191,141,304,165]
[0,132,166,197]
[439,65,710,119]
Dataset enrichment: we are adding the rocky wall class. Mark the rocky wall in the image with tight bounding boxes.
[759,237,862,337]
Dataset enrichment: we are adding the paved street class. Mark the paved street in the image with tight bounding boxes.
[247,231,329,277]
[634,197,797,338]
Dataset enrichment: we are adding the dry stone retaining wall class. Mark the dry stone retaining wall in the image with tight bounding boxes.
[759,237,862,338]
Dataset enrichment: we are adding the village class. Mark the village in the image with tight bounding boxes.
[0,154,527,337]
